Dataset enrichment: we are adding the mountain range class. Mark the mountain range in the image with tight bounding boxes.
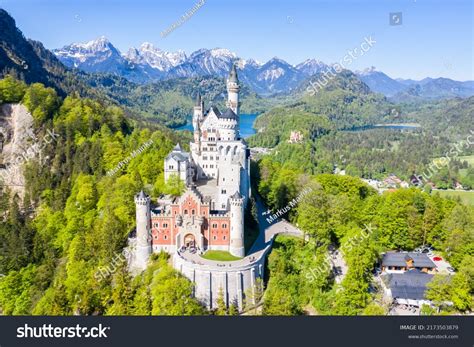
[355,66,474,100]
[53,37,474,99]
[52,37,329,95]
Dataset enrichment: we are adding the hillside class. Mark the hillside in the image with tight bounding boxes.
[0,9,99,99]
[249,70,392,148]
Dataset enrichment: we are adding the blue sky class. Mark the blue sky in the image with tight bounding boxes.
[1,0,473,80]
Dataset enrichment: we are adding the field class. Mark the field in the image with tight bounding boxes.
[201,250,242,261]
[432,189,474,206]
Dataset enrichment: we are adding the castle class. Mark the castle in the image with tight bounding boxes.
[134,65,250,270]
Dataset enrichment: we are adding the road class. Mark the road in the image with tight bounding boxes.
[177,194,304,269]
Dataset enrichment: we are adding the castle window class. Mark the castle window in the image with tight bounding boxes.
[221,189,226,194]
[222,178,225,182]
[210,156,213,160]
[203,156,207,160]
[216,156,219,160]
[163,223,168,228]
[184,210,188,214]
[223,236,227,240]
[210,165,214,168]
[153,222,159,228]
[164,235,168,240]
[222,224,227,228]
[168,165,174,170]
[222,204,226,209]
[154,235,158,239]
[213,236,217,240]
[212,223,217,228]
[192,209,195,215]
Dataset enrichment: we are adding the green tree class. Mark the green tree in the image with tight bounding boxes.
[0,75,26,103]
[163,174,185,197]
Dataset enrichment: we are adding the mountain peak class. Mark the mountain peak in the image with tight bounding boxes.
[139,42,160,52]
[210,48,236,58]
[83,36,113,50]
[122,43,186,71]
[356,66,378,76]
[263,57,292,68]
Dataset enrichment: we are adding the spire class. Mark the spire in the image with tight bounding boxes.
[173,143,182,152]
[230,191,242,199]
[229,63,239,83]
[195,92,202,106]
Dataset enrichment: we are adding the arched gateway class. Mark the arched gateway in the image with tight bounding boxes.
[184,233,196,248]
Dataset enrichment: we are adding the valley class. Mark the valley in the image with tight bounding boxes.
[0,4,472,320]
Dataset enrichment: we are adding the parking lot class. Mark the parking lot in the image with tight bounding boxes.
[389,304,420,316]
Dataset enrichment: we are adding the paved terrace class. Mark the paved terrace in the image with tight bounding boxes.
[176,195,304,270]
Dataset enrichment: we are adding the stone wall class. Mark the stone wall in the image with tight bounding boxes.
[172,250,268,311]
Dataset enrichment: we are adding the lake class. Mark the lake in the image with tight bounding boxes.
[175,114,258,139]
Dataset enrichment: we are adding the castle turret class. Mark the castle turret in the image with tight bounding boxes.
[134,190,151,270]
[229,191,245,257]
[226,64,240,115]
[192,93,203,153]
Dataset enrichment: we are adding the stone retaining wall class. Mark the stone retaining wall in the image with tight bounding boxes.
[172,250,269,311]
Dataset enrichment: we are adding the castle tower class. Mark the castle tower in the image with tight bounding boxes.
[134,190,151,270]
[192,93,203,153]
[226,64,240,115]
[229,191,245,257]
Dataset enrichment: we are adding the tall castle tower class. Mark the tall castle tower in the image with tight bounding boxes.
[192,92,204,153]
[134,191,151,270]
[226,64,240,116]
[229,191,245,257]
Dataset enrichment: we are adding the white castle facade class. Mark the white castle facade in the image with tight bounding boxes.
[133,65,251,271]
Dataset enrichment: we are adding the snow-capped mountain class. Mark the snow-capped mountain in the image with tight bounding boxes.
[53,36,127,74]
[169,48,237,78]
[245,57,305,94]
[124,42,186,72]
[295,59,328,76]
[355,66,407,97]
[52,37,474,97]
[53,37,331,93]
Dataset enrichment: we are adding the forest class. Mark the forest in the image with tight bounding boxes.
[248,88,474,189]
[0,75,210,315]
[256,157,473,315]
[0,75,472,316]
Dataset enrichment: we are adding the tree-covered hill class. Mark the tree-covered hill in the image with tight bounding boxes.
[0,76,207,315]
[0,9,95,98]
[83,73,279,127]
[255,159,474,315]
[248,70,393,148]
